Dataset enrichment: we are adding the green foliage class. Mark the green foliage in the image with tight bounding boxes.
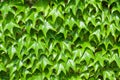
[0,0,120,79]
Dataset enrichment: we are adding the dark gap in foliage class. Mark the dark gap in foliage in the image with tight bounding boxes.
[12,6,17,12]
[56,33,64,41]
[58,59,64,63]
[35,19,43,29]
[80,61,87,66]
[0,11,3,20]
[22,54,28,60]
[46,15,52,25]
[38,11,44,17]
[26,59,31,65]
[90,8,96,16]
[83,31,90,41]
[109,2,117,13]
[108,33,115,44]
[52,69,56,74]
[44,77,48,80]
[18,20,24,26]
[25,0,37,7]
[102,1,108,10]
[66,31,73,41]
[13,27,23,40]
[83,6,89,15]
[0,10,1,15]
[67,67,77,77]
[55,16,64,27]
[112,10,120,18]
[49,1,55,8]
[38,49,44,55]
[104,24,108,31]
[34,69,41,74]
[28,48,35,53]
[26,74,33,80]
[63,12,67,17]
[0,71,9,80]
[38,30,44,37]
[41,38,45,43]
[5,12,14,22]
[90,40,97,48]
[109,61,118,69]
[98,43,105,50]
[44,67,49,74]
[98,75,103,79]
[30,28,38,37]
[88,21,95,32]
[87,4,95,12]
[46,29,56,39]
[95,47,102,54]
[72,24,79,32]
[103,60,109,67]
[30,7,36,12]
[74,37,81,45]
[76,9,83,19]
[58,71,66,79]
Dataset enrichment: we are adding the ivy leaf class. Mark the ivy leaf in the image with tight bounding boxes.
[80,49,94,65]
[57,63,66,75]
[114,54,120,68]
[1,3,15,18]
[41,20,55,37]
[94,51,106,67]
[89,29,101,42]
[8,45,16,60]
[80,72,89,79]
[0,62,6,71]
[48,7,64,24]
[103,70,115,80]
[66,59,76,71]
[40,56,52,71]
[4,22,19,35]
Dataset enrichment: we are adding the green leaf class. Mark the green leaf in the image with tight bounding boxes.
[41,20,55,37]
[80,72,89,79]
[8,45,16,60]
[89,29,101,42]
[66,59,76,71]
[40,56,52,71]
[94,51,106,67]
[80,49,94,65]
[48,6,64,24]
[0,62,6,71]
[114,54,120,68]
[103,70,115,80]
[57,63,66,75]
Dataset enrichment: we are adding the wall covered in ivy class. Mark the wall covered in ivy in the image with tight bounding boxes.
[0,0,120,80]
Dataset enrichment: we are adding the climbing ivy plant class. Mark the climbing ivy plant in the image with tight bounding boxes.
[0,0,120,80]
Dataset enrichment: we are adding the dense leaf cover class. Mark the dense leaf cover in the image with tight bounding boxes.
[0,0,120,80]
